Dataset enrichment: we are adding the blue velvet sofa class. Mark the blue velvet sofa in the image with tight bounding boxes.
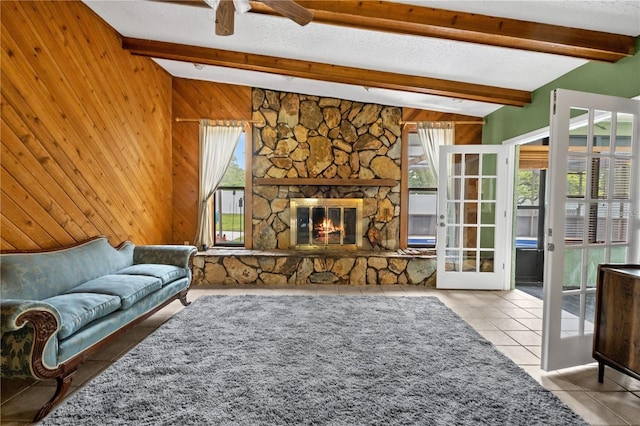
[0,236,197,420]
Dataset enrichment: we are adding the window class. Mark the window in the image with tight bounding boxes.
[213,132,245,246]
[407,132,437,247]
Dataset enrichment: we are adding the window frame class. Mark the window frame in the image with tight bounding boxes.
[402,125,438,249]
[210,128,251,248]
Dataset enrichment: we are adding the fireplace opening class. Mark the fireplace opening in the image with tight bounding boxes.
[290,199,363,249]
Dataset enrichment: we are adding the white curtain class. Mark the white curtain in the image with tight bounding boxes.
[194,120,244,249]
[416,121,455,180]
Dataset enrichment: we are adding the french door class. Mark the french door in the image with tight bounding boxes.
[542,89,640,371]
[436,145,509,290]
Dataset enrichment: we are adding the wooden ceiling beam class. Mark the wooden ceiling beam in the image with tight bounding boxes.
[248,1,635,62]
[122,37,531,106]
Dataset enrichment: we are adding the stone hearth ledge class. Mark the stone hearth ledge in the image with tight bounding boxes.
[192,249,437,286]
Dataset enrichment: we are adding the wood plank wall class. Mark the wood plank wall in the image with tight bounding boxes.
[402,108,484,145]
[1,1,173,250]
[171,78,251,245]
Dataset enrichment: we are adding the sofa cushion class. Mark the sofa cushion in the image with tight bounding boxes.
[1,237,134,301]
[66,275,162,309]
[43,293,121,339]
[116,264,187,286]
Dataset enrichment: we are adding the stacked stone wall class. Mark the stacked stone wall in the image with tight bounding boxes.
[192,252,437,286]
[251,89,403,250]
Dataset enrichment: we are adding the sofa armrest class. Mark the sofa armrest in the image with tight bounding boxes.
[133,245,197,269]
[1,299,60,333]
[1,300,61,379]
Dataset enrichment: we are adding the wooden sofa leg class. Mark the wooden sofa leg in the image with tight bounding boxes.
[179,290,191,306]
[34,371,76,421]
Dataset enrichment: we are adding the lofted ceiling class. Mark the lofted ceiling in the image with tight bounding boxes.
[84,0,640,117]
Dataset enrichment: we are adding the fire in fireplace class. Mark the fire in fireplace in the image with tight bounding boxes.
[290,199,363,249]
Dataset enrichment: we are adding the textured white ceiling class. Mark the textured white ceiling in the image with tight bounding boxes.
[83,0,640,117]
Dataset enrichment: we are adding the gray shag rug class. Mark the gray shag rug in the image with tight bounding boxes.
[44,296,587,425]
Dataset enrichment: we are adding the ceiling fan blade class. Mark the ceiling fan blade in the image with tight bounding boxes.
[215,0,235,35]
[232,0,251,14]
[258,0,313,26]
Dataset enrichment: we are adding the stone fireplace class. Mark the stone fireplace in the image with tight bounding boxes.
[290,198,363,249]
[251,89,402,251]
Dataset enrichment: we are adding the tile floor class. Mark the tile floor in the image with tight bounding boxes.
[1,285,639,425]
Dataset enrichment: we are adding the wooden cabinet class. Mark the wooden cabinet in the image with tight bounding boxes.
[593,264,640,383]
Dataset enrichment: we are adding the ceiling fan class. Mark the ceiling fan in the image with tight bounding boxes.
[204,0,314,36]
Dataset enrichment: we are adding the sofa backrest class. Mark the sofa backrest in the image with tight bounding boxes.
[1,237,134,301]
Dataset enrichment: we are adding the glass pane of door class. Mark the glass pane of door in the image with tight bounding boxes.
[437,145,507,289]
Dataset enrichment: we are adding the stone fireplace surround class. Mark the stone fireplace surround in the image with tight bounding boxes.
[251,89,403,251]
[191,89,436,287]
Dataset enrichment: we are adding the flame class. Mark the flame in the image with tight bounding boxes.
[315,218,343,237]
